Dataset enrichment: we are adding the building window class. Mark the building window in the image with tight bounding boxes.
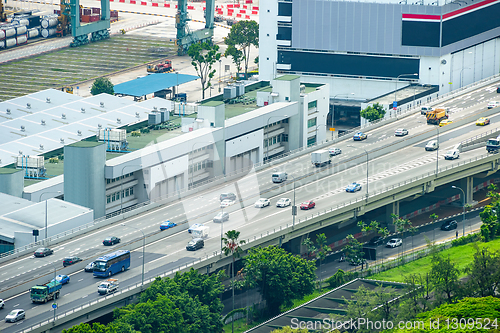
[106,179,110,184]
[273,136,277,144]
[308,101,317,109]
[277,135,281,143]
[106,195,111,204]
[282,134,288,142]
[282,118,288,123]
[264,139,268,147]
[130,187,134,195]
[307,136,316,146]
[125,188,130,197]
[308,118,317,128]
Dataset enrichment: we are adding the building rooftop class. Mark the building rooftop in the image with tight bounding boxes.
[67,141,104,148]
[275,74,300,81]
[113,73,200,97]
[368,84,439,106]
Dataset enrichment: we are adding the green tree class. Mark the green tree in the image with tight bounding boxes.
[271,327,312,333]
[222,230,246,333]
[342,234,364,266]
[429,254,459,305]
[463,245,500,297]
[360,102,385,122]
[63,322,110,333]
[224,44,243,73]
[302,233,331,291]
[187,42,221,99]
[430,213,439,243]
[243,246,316,316]
[224,20,258,77]
[90,77,114,95]
[397,273,432,322]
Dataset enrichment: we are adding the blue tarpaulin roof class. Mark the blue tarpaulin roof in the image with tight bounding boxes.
[114,73,200,97]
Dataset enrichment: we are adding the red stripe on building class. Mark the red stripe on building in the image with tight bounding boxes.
[402,13,441,20]
[443,0,497,19]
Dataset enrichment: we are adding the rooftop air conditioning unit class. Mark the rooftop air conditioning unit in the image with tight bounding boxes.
[100,102,105,108]
[26,103,31,109]
[41,120,45,126]
[81,108,85,113]
[6,109,11,115]
[46,98,51,103]
[19,151,23,155]
[62,113,66,119]
[135,112,140,118]
[60,138,64,144]
[153,106,158,111]
[77,130,82,136]
[40,144,44,150]
[98,124,102,129]
[21,125,25,132]
[117,118,121,124]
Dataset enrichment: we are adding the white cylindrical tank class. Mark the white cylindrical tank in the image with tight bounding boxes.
[16,34,27,45]
[2,26,16,38]
[41,18,58,29]
[15,25,27,35]
[13,19,30,26]
[41,28,57,38]
[27,28,39,39]
[0,29,5,40]
[3,38,17,48]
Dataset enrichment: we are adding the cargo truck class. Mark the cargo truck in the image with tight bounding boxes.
[98,279,119,295]
[191,226,209,239]
[311,150,331,167]
[30,280,62,303]
[426,108,448,125]
[486,135,500,153]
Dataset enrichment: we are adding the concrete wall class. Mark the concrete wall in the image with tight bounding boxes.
[0,169,24,198]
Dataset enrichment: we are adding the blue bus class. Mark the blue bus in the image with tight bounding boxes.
[93,250,131,277]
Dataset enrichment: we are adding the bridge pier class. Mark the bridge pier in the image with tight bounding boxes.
[459,176,474,204]
[385,201,399,232]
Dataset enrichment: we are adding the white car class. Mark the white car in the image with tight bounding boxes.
[328,148,341,156]
[444,149,459,160]
[220,199,235,208]
[255,198,271,208]
[5,309,25,322]
[0,298,4,309]
[386,238,403,248]
[395,128,408,136]
[276,198,291,207]
[487,101,500,109]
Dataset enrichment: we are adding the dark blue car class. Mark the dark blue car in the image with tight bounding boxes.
[346,182,362,192]
[160,221,177,230]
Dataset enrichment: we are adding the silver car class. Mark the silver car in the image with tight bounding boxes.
[5,309,25,322]
[276,198,291,207]
[213,211,229,223]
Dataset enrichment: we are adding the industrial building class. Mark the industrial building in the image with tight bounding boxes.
[0,75,329,251]
[259,0,500,129]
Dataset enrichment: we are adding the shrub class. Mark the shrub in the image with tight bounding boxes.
[131,131,141,137]
[451,233,481,247]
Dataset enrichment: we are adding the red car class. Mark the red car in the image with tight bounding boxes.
[300,200,316,210]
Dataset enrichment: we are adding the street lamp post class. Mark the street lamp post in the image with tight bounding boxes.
[190,141,213,186]
[274,169,296,227]
[120,165,141,218]
[436,127,439,175]
[451,186,466,237]
[460,67,471,88]
[40,191,61,242]
[266,115,287,162]
[47,260,57,279]
[218,59,222,93]
[347,146,369,201]
[394,74,418,114]
[121,224,145,286]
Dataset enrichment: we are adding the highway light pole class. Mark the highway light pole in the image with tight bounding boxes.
[190,141,213,187]
[274,169,296,227]
[122,224,145,286]
[451,186,466,237]
[347,146,369,201]
[394,73,418,114]
[120,165,141,218]
[436,127,439,175]
[266,115,287,163]
[219,59,222,93]
[40,191,61,243]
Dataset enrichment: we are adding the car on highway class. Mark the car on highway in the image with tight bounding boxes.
[84,262,96,272]
[0,298,4,309]
[487,101,500,109]
[300,200,315,210]
[220,192,236,201]
[346,182,362,193]
[444,149,460,160]
[255,198,271,208]
[186,238,204,251]
[395,128,408,136]
[353,132,367,141]
[441,220,458,231]
[220,199,235,208]
[439,119,453,127]
[5,309,25,323]
[420,106,433,115]
[276,198,291,207]
[188,223,203,233]
[386,238,403,248]
[160,221,177,230]
[425,140,439,151]
[63,256,82,267]
[476,117,490,126]
[213,211,229,223]
[368,236,385,246]
[103,236,120,246]
[329,148,342,156]
[52,274,70,285]
[34,247,53,257]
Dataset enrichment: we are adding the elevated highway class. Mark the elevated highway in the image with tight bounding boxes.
[1,80,500,332]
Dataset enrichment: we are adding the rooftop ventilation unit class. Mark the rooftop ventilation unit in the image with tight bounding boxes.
[77,130,82,136]
[98,124,102,129]
[100,102,105,108]
[21,125,25,132]
[46,97,51,103]
[300,84,305,93]
[19,150,23,155]
[117,118,121,124]
[153,106,158,111]
[6,109,10,115]
[135,112,140,118]
[41,120,46,126]
[60,138,65,144]
[26,103,31,109]
[40,144,44,150]
[81,107,85,113]
[62,113,66,119]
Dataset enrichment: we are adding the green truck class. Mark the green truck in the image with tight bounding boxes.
[30,280,62,303]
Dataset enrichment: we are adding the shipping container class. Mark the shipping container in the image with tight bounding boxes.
[98,128,127,142]
[92,7,100,14]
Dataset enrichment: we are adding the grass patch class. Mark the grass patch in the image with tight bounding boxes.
[369,237,500,282]
[281,289,325,312]
[223,317,261,333]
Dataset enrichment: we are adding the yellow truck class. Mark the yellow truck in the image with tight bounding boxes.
[426,108,448,125]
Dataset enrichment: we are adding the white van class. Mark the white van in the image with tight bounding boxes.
[272,172,288,183]
[425,140,439,151]
[444,149,460,160]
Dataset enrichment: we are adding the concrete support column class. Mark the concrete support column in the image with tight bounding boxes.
[460,176,474,204]
[385,201,399,232]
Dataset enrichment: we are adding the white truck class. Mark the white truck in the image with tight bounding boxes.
[311,150,331,167]
[98,279,119,295]
[191,226,209,239]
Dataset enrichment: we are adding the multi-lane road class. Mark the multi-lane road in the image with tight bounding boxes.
[0,82,499,331]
